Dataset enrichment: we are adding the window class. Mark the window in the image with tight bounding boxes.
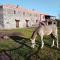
[23,12,25,16]
[0,6,3,8]
[36,20,38,23]
[14,10,16,14]
[48,21,52,25]
[43,16,45,19]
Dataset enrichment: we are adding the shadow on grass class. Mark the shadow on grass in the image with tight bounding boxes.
[0,36,33,60]
[0,35,60,60]
[9,36,60,60]
[10,35,60,52]
[9,36,41,60]
[44,41,60,52]
[9,36,32,49]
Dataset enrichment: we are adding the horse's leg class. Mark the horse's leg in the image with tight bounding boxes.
[38,31,44,49]
[51,39,55,47]
[31,35,37,48]
[54,27,59,48]
[54,30,59,48]
[54,34,58,48]
[56,34,59,48]
[41,35,44,49]
[51,33,59,48]
[51,33,55,47]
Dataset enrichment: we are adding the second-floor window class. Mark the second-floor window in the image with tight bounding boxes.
[43,16,45,19]
[14,10,16,14]
[36,20,38,23]
[23,12,25,16]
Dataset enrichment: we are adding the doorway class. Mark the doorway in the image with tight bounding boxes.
[25,20,29,27]
[15,19,20,28]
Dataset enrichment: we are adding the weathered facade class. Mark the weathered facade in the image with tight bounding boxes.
[0,4,52,29]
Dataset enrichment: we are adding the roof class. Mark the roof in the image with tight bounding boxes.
[2,4,48,15]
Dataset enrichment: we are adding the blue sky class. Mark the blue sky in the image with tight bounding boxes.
[0,0,60,18]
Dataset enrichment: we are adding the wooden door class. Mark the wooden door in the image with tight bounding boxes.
[15,20,20,28]
[26,20,29,27]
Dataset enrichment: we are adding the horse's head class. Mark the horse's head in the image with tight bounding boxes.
[30,38,36,48]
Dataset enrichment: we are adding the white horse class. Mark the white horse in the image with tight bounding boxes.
[30,21,58,48]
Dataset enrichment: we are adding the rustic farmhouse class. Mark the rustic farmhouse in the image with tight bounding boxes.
[0,4,55,29]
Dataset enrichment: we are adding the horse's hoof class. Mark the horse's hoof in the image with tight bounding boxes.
[41,46,44,49]
[51,45,54,47]
[51,44,55,47]
[31,45,35,48]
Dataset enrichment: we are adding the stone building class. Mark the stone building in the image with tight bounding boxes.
[0,4,54,29]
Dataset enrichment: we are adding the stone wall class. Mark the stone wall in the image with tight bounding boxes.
[0,5,46,29]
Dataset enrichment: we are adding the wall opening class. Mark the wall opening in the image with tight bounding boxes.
[15,19,20,28]
[25,20,29,27]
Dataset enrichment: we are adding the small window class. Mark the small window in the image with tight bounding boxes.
[0,6,3,8]
[23,12,25,15]
[14,10,16,14]
[48,21,52,25]
[43,16,45,19]
[36,20,38,23]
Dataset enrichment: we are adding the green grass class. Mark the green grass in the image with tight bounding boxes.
[0,27,60,60]
[0,27,34,38]
[0,39,20,50]
[0,28,34,50]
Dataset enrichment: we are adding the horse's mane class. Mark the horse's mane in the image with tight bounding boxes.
[39,21,47,26]
[31,21,47,39]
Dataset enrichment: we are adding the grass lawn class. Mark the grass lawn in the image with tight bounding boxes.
[0,27,60,60]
